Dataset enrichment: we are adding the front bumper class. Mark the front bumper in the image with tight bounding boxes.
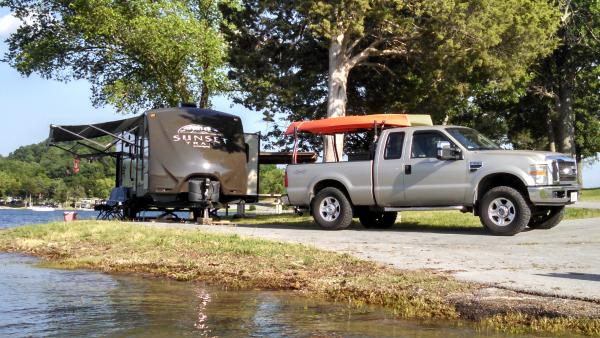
[527,185,580,206]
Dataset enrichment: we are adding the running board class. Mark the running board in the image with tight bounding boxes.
[383,206,467,212]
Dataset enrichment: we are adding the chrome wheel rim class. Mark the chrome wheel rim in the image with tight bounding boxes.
[488,197,516,227]
[319,197,340,222]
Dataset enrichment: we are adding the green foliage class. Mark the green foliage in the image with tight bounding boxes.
[226,0,560,150]
[1,0,233,112]
[258,164,285,194]
[458,0,600,163]
[0,141,115,203]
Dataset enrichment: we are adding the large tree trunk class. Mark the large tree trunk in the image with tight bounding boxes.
[199,82,209,109]
[556,75,576,157]
[546,112,556,152]
[199,62,210,108]
[324,34,349,162]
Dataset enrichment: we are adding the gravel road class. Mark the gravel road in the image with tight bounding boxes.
[152,216,600,301]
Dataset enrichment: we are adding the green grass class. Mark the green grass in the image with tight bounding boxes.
[582,188,600,201]
[1,220,600,335]
[238,208,600,230]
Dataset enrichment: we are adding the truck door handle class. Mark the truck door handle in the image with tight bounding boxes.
[405,165,412,175]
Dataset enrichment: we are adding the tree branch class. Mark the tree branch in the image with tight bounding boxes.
[358,61,397,77]
[347,40,406,69]
[530,85,558,100]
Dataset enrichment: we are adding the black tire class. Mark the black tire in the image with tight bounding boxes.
[359,211,397,228]
[311,187,353,230]
[478,186,531,236]
[528,206,565,230]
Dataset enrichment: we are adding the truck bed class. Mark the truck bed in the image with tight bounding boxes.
[286,160,374,207]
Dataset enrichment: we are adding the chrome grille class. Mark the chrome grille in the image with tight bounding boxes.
[552,160,577,183]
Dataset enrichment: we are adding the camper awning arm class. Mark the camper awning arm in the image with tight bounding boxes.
[86,124,138,147]
[49,124,110,150]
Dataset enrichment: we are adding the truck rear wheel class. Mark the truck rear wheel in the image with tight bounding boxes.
[311,187,353,230]
[478,186,530,236]
[528,206,565,230]
[359,211,397,229]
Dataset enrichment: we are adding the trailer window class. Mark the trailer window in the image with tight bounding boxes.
[384,132,405,159]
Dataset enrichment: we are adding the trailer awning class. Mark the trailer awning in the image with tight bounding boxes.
[49,115,144,143]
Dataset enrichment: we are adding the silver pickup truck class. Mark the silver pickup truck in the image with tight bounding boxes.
[285,126,580,235]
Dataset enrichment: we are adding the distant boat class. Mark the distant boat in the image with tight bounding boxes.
[28,206,55,212]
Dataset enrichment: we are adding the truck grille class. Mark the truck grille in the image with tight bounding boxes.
[552,160,577,183]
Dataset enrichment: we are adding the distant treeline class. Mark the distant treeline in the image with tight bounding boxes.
[0,141,285,203]
[0,141,115,203]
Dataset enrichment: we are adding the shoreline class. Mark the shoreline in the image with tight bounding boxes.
[1,220,599,336]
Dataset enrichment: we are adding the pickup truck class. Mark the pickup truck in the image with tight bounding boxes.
[285,125,580,235]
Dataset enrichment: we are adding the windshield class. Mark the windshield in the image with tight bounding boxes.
[446,127,501,151]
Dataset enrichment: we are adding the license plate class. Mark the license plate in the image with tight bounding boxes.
[570,192,578,202]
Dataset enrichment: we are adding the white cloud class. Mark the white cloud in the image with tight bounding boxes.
[0,13,20,37]
[0,12,30,38]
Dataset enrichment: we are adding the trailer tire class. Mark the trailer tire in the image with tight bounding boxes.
[359,211,397,229]
[478,186,530,236]
[311,187,353,230]
[528,206,564,230]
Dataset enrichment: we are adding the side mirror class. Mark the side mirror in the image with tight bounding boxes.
[437,141,461,160]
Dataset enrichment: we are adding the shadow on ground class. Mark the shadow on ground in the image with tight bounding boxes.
[231,218,496,236]
[536,272,600,282]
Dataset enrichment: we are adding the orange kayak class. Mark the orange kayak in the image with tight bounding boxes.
[285,114,413,135]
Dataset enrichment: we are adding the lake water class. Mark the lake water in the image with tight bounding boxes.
[0,210,528,337]
[0,208,99,229]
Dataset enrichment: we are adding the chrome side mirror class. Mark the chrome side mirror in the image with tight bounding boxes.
[437,141,461,160]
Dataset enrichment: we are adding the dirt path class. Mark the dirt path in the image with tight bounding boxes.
[151,217,600,301]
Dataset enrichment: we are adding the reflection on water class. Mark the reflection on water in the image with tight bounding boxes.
[0,254,531,337]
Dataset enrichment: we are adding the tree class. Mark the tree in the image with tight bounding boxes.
[526,0,600,157]
[227,0,559,160]
[2,0,233,112]
[0,171,18,197]
[258,164,285,194]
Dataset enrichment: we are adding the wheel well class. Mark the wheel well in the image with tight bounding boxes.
[476,173,528,210]
[312,180,353,205]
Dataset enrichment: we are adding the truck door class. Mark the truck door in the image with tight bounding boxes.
[374,131,407,206]
[403,130,468,206]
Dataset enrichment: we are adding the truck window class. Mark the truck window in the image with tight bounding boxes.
[411,132,452,158]
[384,132,405,159]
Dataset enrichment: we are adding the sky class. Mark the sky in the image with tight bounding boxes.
[0,9,599,188]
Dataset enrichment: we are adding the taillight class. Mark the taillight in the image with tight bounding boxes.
[284,170,288,188]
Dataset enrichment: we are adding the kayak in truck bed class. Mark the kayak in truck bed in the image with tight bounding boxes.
[285,114,433,135]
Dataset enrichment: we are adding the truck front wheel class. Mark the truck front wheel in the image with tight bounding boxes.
[311,187,353,230]
[528,206,565,230]
[478,186,531,236]
[359,211,397,229]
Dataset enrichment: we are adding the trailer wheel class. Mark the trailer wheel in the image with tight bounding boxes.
[528,206,564,230]
[311,187,353,230]
[478,186,530,236]
[359,211,397,229]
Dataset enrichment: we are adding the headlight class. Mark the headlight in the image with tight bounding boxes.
[529,164,549,185]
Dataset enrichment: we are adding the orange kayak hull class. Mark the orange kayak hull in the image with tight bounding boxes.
[285,114,412,135]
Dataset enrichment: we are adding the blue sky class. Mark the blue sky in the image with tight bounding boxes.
[0,8,598,187]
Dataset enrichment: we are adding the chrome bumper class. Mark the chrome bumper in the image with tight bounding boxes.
[527,185,580,206]
[281,194,291,206]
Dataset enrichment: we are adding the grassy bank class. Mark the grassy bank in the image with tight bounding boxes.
[582,188,600,201]
[240,208,600,230]
[1,221,599,335]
